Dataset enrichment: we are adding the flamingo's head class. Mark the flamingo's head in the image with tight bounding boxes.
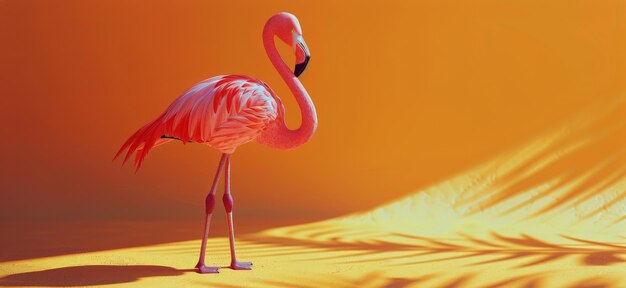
[266,12,310,77]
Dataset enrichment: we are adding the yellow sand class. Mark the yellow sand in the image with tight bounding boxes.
[0,222,624,287]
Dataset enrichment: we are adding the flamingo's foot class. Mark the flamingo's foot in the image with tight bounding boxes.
[230,260,253,270]
[195,263,220,274]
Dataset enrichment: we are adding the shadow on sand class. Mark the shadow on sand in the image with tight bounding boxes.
[0,265,193,287]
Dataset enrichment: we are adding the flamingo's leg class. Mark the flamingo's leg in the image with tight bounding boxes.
[195,153,228,274]
[223,155,253,270]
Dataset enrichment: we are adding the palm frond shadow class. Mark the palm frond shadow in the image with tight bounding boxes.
[455,99,626,219]
[224,229,625,287]
[231,229,626,267]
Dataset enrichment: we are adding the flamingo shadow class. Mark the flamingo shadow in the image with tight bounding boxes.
[0,265,192,287]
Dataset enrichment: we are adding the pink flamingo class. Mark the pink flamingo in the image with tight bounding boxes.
[115,12,316,273]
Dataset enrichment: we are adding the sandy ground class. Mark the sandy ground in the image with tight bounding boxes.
[0,219,624,288]
[1,101,625,287]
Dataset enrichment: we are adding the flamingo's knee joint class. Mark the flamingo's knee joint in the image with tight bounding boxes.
[205,194,216,214]
[223,193,234,213]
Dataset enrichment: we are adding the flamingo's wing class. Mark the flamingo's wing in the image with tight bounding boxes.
[115,75,277,170]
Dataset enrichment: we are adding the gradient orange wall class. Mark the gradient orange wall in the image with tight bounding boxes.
[1,0,624,221]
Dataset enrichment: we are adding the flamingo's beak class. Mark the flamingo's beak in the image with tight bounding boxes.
[294,37,310,77]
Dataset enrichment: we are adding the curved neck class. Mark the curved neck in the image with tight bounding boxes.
[257,23,318,150]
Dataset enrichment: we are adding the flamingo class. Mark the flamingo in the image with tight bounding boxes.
[114,12,317,273]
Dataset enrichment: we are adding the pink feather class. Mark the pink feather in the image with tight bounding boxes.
[114,75,278,170]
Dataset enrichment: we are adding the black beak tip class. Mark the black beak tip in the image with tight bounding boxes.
[294,55,310,78]
[294,63,306,77]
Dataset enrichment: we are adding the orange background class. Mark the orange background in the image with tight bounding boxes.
[1,0,624,222]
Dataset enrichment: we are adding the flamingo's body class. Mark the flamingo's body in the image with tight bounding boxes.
[115,75,279,168]
[115,12,316,273]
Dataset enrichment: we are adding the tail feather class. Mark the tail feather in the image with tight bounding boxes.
[114,114,170,170]
[133,121,165,170]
